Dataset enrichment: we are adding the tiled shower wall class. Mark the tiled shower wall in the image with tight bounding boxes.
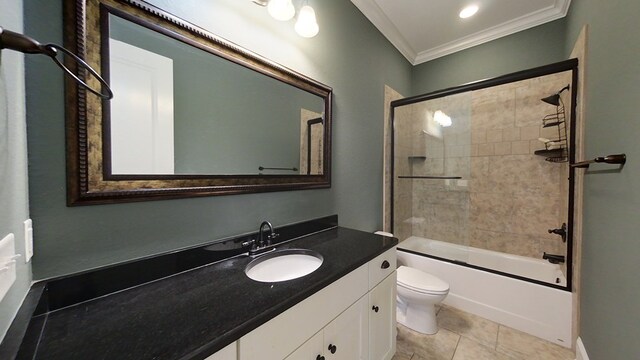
[394,71,571,260]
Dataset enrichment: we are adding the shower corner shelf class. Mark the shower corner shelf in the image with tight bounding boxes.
[542,121,562,128]
[534,148,567,163]
[536,86,569,163]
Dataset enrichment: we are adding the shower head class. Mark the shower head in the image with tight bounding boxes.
[541,84,570,106]
[541,94,561,106]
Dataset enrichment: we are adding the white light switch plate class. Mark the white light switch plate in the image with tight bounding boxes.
[24,219,33,263]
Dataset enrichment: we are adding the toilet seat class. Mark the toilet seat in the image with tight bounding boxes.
[397,266,449,295]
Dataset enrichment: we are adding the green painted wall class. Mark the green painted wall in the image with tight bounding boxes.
[0,0,33,341]
[563,0,640,358]
[411,19,567,95]
[25,0,412,279]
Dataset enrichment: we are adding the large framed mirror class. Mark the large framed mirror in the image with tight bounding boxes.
[64,0,332,205]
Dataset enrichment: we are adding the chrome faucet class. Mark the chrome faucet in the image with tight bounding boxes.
[246,221,279,256]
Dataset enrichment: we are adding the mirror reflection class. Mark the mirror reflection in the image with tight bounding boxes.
[107,14,325,176]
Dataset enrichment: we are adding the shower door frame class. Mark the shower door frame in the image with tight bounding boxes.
[390,59,578,291]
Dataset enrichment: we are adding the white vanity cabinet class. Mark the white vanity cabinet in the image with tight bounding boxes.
[285,296,369,360]
[204,341,237,360]
[367,247,397,360]
[238,247,397,360]
[284,330,324,360]
[368,272,397,360]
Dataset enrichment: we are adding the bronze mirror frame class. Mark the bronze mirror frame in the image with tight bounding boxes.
[64,0,333,205]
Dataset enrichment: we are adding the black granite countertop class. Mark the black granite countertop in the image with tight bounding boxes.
[6,218,396,360]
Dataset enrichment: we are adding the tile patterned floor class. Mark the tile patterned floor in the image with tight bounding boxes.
[393,305,575,360]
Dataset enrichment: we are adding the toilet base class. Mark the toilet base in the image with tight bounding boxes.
[397,303,438,335]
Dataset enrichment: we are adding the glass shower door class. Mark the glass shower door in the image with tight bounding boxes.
[391,65,576,288]
[393,92,472,264]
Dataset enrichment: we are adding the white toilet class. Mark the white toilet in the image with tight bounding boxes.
[396,265,450,334]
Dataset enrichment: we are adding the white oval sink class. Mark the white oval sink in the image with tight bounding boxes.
[245,249,323,282]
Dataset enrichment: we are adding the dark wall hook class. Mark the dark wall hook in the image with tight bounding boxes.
[0,26,113,100]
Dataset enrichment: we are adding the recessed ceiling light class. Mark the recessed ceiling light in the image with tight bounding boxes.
[459,5,479,19]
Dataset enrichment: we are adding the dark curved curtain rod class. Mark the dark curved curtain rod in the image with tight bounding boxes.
[0,26,113,100]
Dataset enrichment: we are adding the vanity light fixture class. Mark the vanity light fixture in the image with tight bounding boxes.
[267,0,296,21]
[459,4,479,19]
[252,0,320,38]
[434,110,452,127]
[295,4,319,38]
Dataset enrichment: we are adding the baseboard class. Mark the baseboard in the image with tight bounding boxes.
[575,337,589,360]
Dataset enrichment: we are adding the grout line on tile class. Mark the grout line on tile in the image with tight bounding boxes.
[450,334,461,360]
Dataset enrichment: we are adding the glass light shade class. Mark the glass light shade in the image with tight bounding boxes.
[267,0,295,21]
[295,5,319,38]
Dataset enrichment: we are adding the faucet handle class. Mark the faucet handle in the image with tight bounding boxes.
[242,239,257,249]
[266,232,279,245]
[547,223,567,242]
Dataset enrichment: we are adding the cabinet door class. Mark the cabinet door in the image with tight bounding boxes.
[239,266,368,360]
[323,295,369,360]
[285,331,324,360]
[204,341,237,360]
[369,272,397,360]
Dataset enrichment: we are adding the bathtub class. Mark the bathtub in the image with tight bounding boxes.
[400,236,567,286]
[398,236,573,348]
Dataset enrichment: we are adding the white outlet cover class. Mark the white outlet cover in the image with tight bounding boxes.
[24,219,33,263]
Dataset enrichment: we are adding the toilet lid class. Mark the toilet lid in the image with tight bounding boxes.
[397,266,449,294]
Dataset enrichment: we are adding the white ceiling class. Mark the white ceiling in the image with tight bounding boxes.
[350,0,571,65]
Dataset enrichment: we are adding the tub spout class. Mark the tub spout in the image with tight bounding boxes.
[542,252,565,264]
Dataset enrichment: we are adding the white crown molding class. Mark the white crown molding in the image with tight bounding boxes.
[350,0,416,63]
[351,0,571,66]
[413,0,572,65]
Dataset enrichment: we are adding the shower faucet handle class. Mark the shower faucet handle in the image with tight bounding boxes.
[548,223,567,242]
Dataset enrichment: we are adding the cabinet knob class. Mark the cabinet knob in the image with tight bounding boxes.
[328,344,337,354]
[372,305,379,312]
[381,260,390,269]
[316,355,325,360]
